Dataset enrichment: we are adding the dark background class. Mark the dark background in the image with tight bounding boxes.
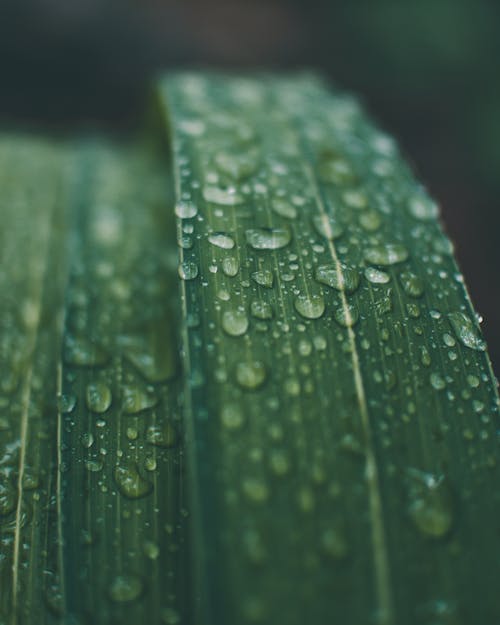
[1,0,499,370]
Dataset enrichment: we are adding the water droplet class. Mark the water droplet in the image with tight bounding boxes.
[146,422,177,448]
[143,540,159,560]
[251,270,274,288]
[242,477,269,503]
[399,271,424,298]
[312,214,344,240]
[222,310,249,336]
[175,201,197,219]
[214,149,260,180]
[222,257,239,277]
[208,232,235,249]
[246,227,291,250]
[407,470,453,538]
[0,480,16,515]
[221,404,245,430]
[178,261,199,280]
[80,432,94,448]
[408,194,439,220]
[272,198,298,220]
[64,336,108,367]
[359,210,381,232]
[318,152,357,185]
[250,300,273,320]
[203,185,244,205]
[122,384,157,415]
[86,382,112,413]
[321,526,349,559]
[333,302,359,327]
[57,393,76,414]
[162,607,181,624]
[466,374,480,388]
[364,267,390,284]
[447,312,485,351]
[236,361,267,390]
[114,464,152,499]
[364,244,409,266]
[269,449,290,476]
[315,263,359,292]
[430,372,446,390]
[109,574,143,602]
[294,294,325,319]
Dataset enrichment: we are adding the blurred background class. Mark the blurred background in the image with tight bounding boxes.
[1,0,499,369]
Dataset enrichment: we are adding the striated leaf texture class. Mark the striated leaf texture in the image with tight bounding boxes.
[159,73,500,625]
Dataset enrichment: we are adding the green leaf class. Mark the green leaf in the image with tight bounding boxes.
[159,73,500,625]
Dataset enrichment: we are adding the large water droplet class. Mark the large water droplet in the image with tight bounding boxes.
[315,263,359,293]
[222,310,249,336]
[236,361,267,389]
[447,312,485,351]
[246,227,291,250]
[109,574,144,602]
[294,293,325,319]
[312,215,344,240]
[251,270,274,288]
[114,464,152,499]
[364,244,408,266]
[86,382,112,413]
[208,232,235,249]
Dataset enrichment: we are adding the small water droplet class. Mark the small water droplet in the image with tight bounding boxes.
[214,148,260,180]
[236,361,267,390]
[364,267,390,284]
[399,271,424,298]
[408,194,439,220]
[222,257,239,277]
[359,210,381,232]
[364,243,409,266]
[178,261,199,280]
[86,382,112,413]
[333,302,359,327]
[272,197,298,219]
[109,574,143,602]
[57,393,76,414]
[251,270,274,288]
[246,227,291,250]
[64,336,108,367]
[114,464,152,499]
[221,404,245,430]
[315,263,359,292]
[175,201,197,219]
[312,214,344,240]
[250,300,273,320]
[242,477,269,503]
[208,232,235,250]
[122,384,157,415]
[430,372,446,390]
[447,312,485,351]
[222,310,249,336]
[203,185,244,205]
[407,470,454,538]
[294,293,325,319]
[146,422,177,448]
